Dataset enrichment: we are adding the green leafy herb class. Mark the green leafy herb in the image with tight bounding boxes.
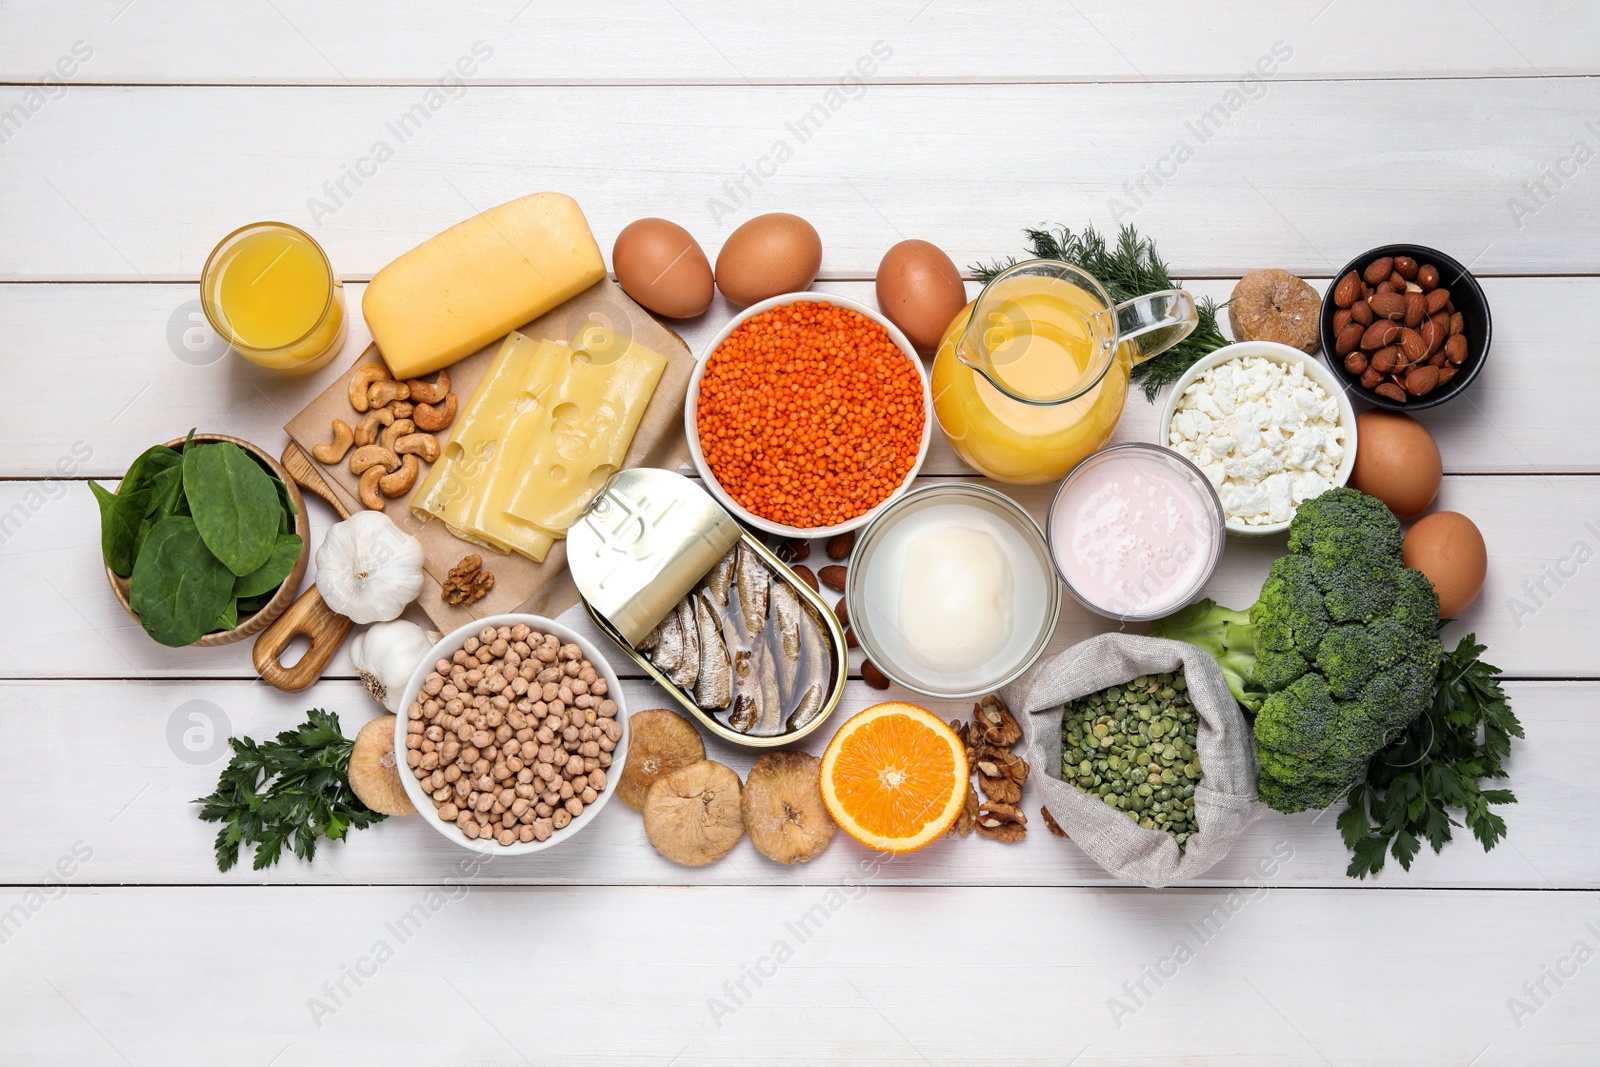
[182,440,281,576]
[194,708,386,872]
[233,532,304,599]
[128,516,238,647]
[974,224,1230,400]
[1338,635,1523,879]
[88,444,184,576]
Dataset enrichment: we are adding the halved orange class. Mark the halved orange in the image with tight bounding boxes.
[819,702,969,853]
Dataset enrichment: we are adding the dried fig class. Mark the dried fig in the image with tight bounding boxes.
[348,715,417,817]
[642,760,744,867]
[616,708,706,811]
[1228,269,1321,354]
[740,752,835,865]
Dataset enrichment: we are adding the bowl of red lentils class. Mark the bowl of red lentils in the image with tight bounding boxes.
[686,293,934,538]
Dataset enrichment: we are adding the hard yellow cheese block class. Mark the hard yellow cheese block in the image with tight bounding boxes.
[411,327,667,562]
[362,192,607,380]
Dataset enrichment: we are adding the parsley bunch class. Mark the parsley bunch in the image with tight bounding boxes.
[974,224,1230,400]
[1338,636,1523,879]
[195,708,386,872]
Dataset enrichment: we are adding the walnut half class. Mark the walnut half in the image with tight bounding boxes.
[443,554,495,606]
[975,802,1027,843]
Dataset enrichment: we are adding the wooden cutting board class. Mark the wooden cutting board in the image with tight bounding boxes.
[282,277,696,637]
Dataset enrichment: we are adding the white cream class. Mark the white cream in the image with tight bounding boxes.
[896,525,1013,674]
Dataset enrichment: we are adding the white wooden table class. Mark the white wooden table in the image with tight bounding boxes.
[3,3,1598,1062]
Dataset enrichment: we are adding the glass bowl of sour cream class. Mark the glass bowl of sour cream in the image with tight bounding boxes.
[1047,442,1226,622]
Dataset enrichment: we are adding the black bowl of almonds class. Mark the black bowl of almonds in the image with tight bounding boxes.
[1319,243,1491,412]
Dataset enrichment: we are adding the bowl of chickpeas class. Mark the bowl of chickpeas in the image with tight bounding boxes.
[395,613,630,855]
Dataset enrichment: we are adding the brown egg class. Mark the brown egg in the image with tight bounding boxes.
[1403,511,1487,618]
[875,240,968,356]
[1349,411,1442,516]
[613,218,714,319]
[714,213,822,306]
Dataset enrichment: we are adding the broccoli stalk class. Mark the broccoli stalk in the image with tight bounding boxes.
[1150,488,1444,815]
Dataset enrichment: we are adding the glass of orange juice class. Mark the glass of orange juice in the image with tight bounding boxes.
[931,260,1198,484]
[200,222,347,375]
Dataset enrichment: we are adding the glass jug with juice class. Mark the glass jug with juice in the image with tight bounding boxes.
[931,260,1198,484]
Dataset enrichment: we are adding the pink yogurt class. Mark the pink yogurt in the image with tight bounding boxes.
[1048,443,1224,620]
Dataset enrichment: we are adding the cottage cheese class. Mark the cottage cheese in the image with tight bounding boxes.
[1166,356,1345,527]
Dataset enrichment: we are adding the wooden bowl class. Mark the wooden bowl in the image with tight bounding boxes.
[105,433,310,647]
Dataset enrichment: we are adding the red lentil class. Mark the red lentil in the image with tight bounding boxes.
[696,301,925,529]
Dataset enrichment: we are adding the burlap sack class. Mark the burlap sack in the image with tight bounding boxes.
[1002,633,1263,887]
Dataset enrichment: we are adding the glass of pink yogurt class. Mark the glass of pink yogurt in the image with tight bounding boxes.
[1047,442,1225,621]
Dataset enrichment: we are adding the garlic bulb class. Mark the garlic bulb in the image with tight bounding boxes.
[315,510,425,624]
[349,619,439,712]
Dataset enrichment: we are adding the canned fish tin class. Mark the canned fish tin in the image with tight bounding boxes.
[569,469,848,747]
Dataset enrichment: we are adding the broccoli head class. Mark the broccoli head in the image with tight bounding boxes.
[1151,487,1443,814]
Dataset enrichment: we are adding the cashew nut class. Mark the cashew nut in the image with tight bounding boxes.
[348,364,392,414]
[379,454,420,498]
[369,380,411,408]
[406,369,451,405]
[311,419,354,465]
[413,392,458,432]
[358,465,387,510]
[354,406,394,446]
[394,433,442,464]
[388,400,414,419]
[379,418,416,453]
[349,444,401,475]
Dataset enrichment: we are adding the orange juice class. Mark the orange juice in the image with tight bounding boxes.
[932,275,1131,484]
[201,223,346,374]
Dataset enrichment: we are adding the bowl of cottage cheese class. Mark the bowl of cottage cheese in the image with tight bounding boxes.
[1158,340,1358,536]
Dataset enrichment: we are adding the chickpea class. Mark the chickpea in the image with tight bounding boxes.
[592,680,608,697]
[597,752,612,768]
[406,750,422,768]
[579,741,599,759]
[420,751,440,771]
[462,821,481,840]
[432,786,451,803]
[438,802,459,822]
[474,792,494,813]
[565,797,585,816]
[476,773,494,792]
[511,797,531,817]
[444,764,462,783]
[558,781,574,800]
[580,787,597,805]
[533,819,554,841]
[588,769,606,791]
[423,674,444,696]
[535,801,553,817]
[598,699,617,717]
[515,783,537,800]
[552,809,572,830]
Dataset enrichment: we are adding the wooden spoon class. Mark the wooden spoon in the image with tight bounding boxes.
[252,443,354,691]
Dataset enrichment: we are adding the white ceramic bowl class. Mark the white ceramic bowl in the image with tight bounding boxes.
[684,292,935,539]
[393,613,629,856]
[1156,340,1359,537]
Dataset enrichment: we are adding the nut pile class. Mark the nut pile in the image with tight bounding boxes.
[406,623,619,847]
[950,694,1030,842]
[1060,671,1202,847]
[1330,255,1469,404]
[311,363,458,511]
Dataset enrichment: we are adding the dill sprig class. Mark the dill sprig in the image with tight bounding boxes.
[973,224,1229,401]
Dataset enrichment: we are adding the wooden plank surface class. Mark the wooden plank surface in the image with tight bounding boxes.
[2,79,1597,280]
[1,885,1595,1065]
[0,677,1587,889]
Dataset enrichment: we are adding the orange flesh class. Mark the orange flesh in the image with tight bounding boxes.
[830,714,958,837]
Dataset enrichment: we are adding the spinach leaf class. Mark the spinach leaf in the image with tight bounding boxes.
[130,516,237,647]
[147,462,186,519]
[183,442,280,576]
[235,593,273,616]
[233,533,303,599]
[212,599,239,633]
[272,476,298,535]
[89,480,146,577]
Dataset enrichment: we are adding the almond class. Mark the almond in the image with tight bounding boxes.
[791,564,820,593]
[1364,257,1395,285]
[1399,327,1426,363]
[1332,271,1361,308]
[1371,347,1399,374]
[1360,367,1384,390]
[1389,271,1407,290]
[1335,323,1365,355]
[1343,351,1369,374]
[1449,312,1464,337]
[1404,366,1440,396]
[833,596,849,628]
[1360,320,1401,351]
[1420,317,1445,356]
[1428,350,1448,368]
[1369,292,1406,320]
[825,532,855,560]
[1418,264,1440,290]
[1403,291,1425,328]
[1374,382,1408,403]
[1394,256,1419,280]
[1351,300,1374,326]
[1425,288,1451,315]
[1445,335,1469,364]
[1438,366,1458,385]
[861,659,890,690]
[818,564,848,591]
[1333,308,1353,332]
